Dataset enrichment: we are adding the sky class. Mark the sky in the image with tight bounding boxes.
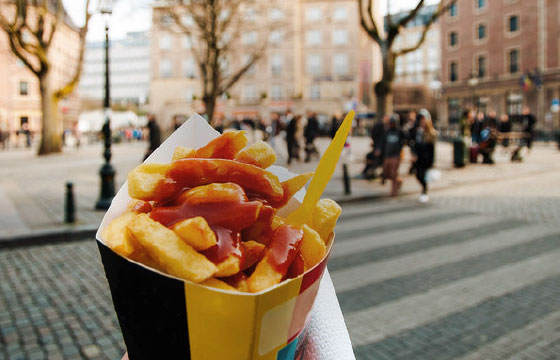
[63,0,440,42]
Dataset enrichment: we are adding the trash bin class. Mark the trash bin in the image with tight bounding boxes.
[453,138,466,167]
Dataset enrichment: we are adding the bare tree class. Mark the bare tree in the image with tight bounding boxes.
[163,0,271,124]
[358,0,456,119]
[0,0,90,155]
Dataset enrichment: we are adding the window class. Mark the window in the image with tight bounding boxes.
[306,30,321,46]
[508,15,519,32]
[19,81,28,96]
[20,116,28,126]
[509,49,519,73]
[269,8,284,21]
[449,3,458,17]
[244,7,256,22]
[271,54,283,75]
[241,31,257,45]
[309,84,320,99]
[476,24,486,40]
[243,55,256,75]
[307,55,322,75]
[333,6,347,21]
[449,31,458,47]
[161,15,173,27]
[185,87,194,102]
[271,85,282,100]
[476,0,486,9]
[183,59,195,78]
[181,14,194,26]
[449,61,458,82]
[159,35,172,50]
[269,31,283,45]
[182,36,191,49]
[243,84,256,100]
[333,30,347,45]
[477,55,486,77]
[160,59,172,78]
[305,7,322,22]
[333,54,348,75]
[16,59,24,68]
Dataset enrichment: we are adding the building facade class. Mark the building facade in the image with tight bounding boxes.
[150,0,381,131]
[439,0,560,132]
[387,5,441,114]
[0,4,82,143]
[79,31,150,106]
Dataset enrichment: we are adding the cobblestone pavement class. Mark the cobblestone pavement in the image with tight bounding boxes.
[1,165,560,359]
[1,138,559,238]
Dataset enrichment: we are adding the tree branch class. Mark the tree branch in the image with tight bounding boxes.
[395,0,457,57]
[397,0,425,29]
[54,0,91,99]
[357,0,381,44]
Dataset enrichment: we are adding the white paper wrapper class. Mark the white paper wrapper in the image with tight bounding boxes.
[96,113,355,359]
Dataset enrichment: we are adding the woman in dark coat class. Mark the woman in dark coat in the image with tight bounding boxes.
[413,109,436,203]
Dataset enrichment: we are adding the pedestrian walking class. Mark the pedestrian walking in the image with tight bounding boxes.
[304,112,320,162]
[498,114,511,148]
[286,115,301,165]
[143,114,161,161]
[521,106,536,151]
[413,109,437,203]
[329,112,342,138]
[382,115,405,197]
[404,110,418,175]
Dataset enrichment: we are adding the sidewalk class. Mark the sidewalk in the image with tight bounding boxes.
[1,137,559,242]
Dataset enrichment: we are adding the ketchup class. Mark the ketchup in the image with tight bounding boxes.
[266,225,303,275]
[201,227,244,265]
[150,201,262,231]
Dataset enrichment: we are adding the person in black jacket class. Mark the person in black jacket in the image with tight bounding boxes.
[144,114,161,161]
[521,106,536,150]
[413,109,436,203]
[382,115,405,197]
[304,112,320,162]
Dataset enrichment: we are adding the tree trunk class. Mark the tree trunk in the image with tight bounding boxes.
[38,72,62,155]
[203,95,217,125]
[375,51,396,120]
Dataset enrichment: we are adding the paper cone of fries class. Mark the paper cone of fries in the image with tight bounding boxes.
[96,114,352,360]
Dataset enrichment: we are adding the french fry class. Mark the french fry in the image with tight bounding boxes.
[102,212,138,258]
[234,141,277,168]
[300,225,327,269]
[247,225,303,293]
[128,163,171,200]
[311,198,342,242]
[126,200,152,214]
[153,159,283,203]
[174,183,247,205]
[215,254,242,277]
[172,217,217,251]
[201,278,238,292]
[270,215,285,230]
[273,173,313,208]
[242,240,266,270]
[222,273,249,292]
[172,146,196,161]
[195,130,248,159]
[128,214,217,283]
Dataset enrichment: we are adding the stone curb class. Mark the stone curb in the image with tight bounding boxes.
[0,225,98,249]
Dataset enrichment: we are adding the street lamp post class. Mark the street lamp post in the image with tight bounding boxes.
[468,71,479,113]
[95,0,115,210]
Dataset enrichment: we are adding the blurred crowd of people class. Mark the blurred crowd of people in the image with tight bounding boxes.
[458,106,536,163]
[363,109,437,203]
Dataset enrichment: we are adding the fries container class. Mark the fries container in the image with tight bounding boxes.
[96,114,351,360]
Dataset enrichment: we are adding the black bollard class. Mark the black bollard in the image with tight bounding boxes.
[65,182,75,223]
[342,163,351,195]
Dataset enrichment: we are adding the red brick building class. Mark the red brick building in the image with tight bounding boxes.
[439,0,560,133]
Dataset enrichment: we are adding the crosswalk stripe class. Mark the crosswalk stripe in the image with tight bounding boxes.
[331,214,497,258]
[337,232,560,313]
[328,218,524,272]
[347,249,560,348]
[455,310,560,360]
[335,209,468,240]
[331,225,556,293]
